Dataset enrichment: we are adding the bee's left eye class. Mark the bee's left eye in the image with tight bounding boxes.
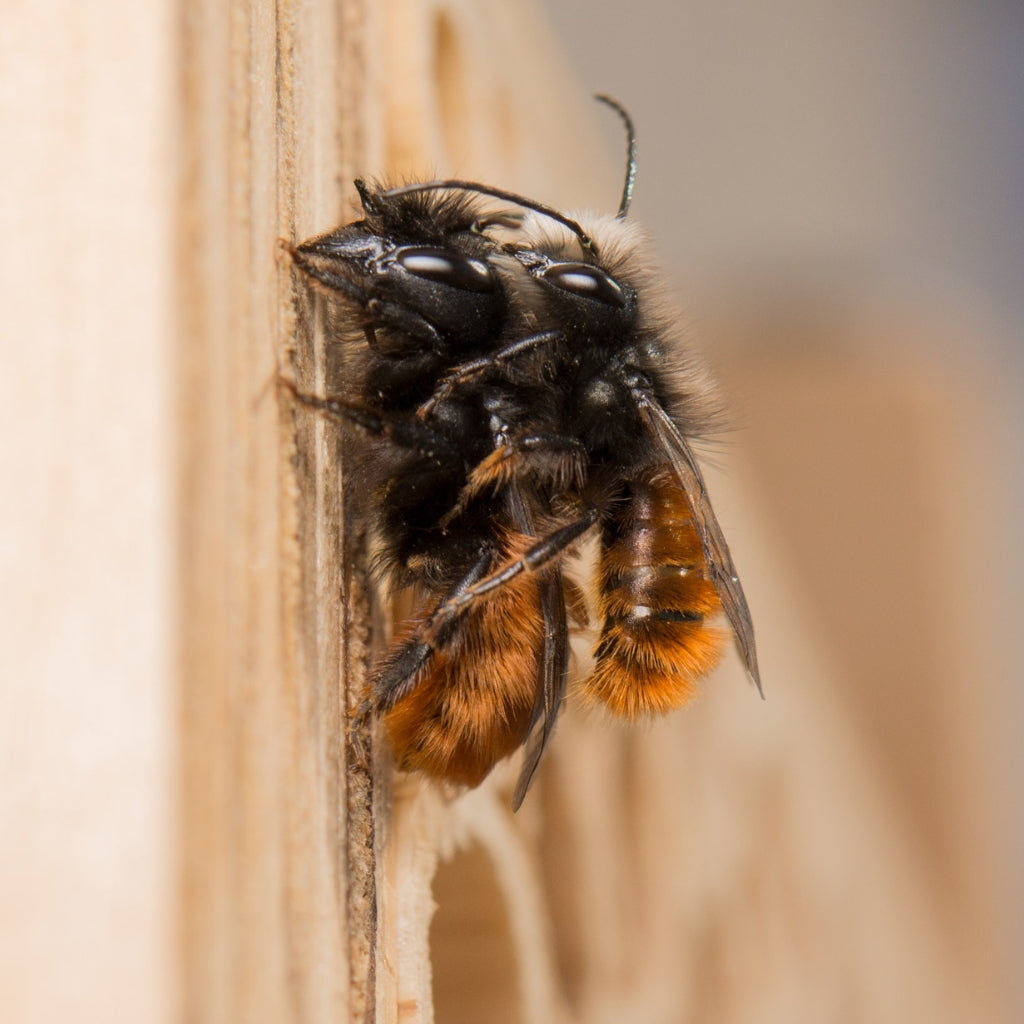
[542,263,625,307]
[396,247,496,292]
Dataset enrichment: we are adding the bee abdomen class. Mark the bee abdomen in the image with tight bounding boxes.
[585,469,724,717]
[383,570,545,787]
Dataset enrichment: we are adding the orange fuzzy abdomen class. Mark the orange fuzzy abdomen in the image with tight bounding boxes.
[383,571,545,787]
[585,468,724,717]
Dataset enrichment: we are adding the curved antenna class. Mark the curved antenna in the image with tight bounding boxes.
[594,94,637,218]
[381,180,596,255]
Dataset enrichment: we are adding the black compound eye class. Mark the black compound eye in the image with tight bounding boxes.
[541,262,626,307]
[395,247,496,292]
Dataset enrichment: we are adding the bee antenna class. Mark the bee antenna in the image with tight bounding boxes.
[381,180,598,256]
[594,94,637,218]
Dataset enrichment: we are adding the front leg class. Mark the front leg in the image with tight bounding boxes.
[440,433,588,525]
[280,376,460,465]
[424,510,599,638]
[416,329,564,419]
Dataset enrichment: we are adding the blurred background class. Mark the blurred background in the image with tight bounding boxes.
[533,0,1022,1014]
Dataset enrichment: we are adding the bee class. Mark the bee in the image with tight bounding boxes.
[286,96,760,808]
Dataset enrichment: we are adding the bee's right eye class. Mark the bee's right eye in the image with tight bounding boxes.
[541,263,626,307]
[396,247,497,292]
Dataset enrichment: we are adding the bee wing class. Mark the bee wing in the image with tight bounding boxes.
[635,393,762,695]
[504,474,570,811]
[512,565,569,810]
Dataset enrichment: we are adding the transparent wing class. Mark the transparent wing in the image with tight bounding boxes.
[504,477,570,811]
[512,565,569,810]
[633,389,762,695]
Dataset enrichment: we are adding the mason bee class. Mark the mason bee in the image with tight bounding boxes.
[287,96,760,808]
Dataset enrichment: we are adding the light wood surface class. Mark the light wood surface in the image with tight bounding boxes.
[1,2,180,1022]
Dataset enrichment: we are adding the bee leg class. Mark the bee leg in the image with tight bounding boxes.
[476,432,586,489]
[441,434,586,525]
[348,697,375,766]
[426,510,600,639]
[417,329,563,417]
[365,297,446,348]
[364,506,592,720]
[366,547,495,717]
[279,377,459,465]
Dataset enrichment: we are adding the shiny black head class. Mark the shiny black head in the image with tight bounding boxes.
[508,244,638,338]
[293,183,508,353]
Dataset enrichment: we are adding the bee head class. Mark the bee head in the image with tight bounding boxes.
[506,243,638,337]
[293,184,508,351]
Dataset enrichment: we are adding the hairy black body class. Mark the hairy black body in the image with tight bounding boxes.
[286,98,760,808]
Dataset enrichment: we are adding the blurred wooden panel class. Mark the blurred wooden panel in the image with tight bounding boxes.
[0,2,179,1022]
[715,300,1012,1018]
